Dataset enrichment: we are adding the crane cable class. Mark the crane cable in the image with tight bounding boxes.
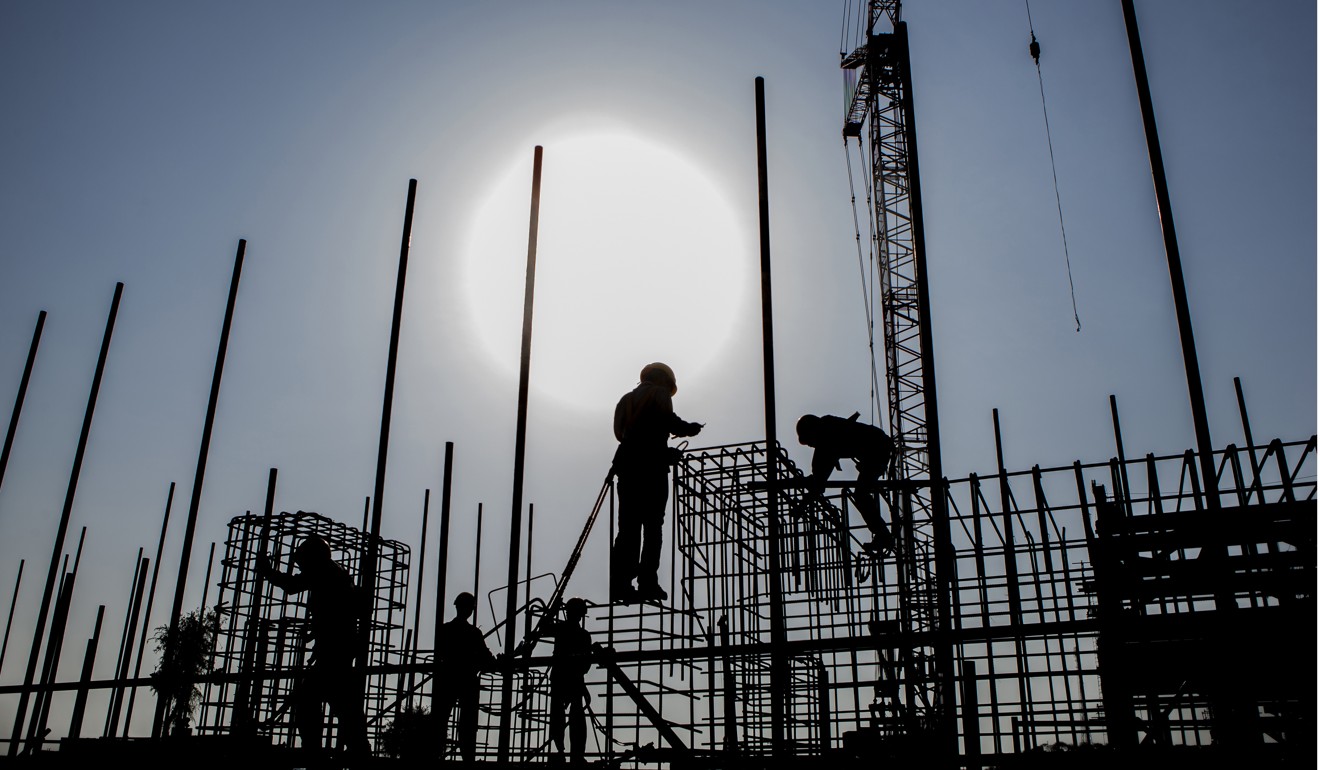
[1026,0,1082,332]
[844,133,884,426]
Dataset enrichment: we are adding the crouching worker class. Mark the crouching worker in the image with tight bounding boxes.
[796,413,897,553]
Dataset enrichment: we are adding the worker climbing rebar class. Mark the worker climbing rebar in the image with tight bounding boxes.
[795,413,896,554]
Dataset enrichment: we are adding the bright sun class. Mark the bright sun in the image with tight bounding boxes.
[461,130,749,413]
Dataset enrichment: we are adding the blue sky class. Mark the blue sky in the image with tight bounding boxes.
[0,0,1314,739]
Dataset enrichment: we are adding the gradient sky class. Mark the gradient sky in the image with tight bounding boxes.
[0,0,1314,739]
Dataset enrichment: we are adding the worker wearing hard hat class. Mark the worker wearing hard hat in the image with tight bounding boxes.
[610,362,703,603]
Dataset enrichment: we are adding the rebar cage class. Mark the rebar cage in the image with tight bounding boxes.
[198,510,409,749]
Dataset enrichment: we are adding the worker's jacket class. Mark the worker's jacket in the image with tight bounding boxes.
[612,382,700,471]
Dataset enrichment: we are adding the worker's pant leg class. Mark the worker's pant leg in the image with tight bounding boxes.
[457,683,480,761]
[549,692,567,753]
[612,466,665,590]
[634,468,669,589]
[568,695,587,763]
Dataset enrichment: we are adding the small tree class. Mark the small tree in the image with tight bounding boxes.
[151,608,218,736]
[379,704,432,760]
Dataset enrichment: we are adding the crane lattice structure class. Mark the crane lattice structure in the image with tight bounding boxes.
[841,0,957,753]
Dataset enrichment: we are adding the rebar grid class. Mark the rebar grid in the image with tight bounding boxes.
[198,511,409,749]
[663,436,1315,764]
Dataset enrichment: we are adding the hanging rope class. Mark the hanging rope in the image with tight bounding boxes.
[1026,0,1082,332]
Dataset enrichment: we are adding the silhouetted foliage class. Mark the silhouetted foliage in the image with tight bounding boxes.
[151,608,219,736]
[379,704,431,760]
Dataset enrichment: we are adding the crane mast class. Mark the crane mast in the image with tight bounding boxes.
[841,0,956,754]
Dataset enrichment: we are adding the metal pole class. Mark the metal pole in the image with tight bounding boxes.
[30,571,75,748]
[435,444,454,651]
[524,503,535,641]
[121,481,175,736]
[1233,377,1266,506]
[9,282,122,754]
[199,541,217,610]
[413,489,430,653]
[366,178,418,573]
[67,604,106,740]
[0,559,24,676]
[472,503,483,620]
[1120,0,1217,510]
[0,310,46,495]
[359,180,418,716]
[499,145,543,762]
[105,550,145,735]
[409,488,429,705]
[164,238,246,716]
[753,76,787,754]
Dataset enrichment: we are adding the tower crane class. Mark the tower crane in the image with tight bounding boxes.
[841,0,957,755]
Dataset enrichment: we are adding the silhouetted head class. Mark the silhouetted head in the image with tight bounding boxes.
[796,414,821,446]
[454,591,476,619]
[565,597,588,620]
[293,535,332,569]
[640,362,677,396]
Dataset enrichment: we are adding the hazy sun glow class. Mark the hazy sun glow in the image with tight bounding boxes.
[462,131,749,412]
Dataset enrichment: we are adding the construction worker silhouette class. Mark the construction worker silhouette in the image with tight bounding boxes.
[545,597,594,765]
[796,414,896,553]
[610,362,703,603]
[435,591,496,762]
[257,531,371,758]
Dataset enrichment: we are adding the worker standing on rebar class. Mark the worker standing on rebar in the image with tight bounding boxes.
[796,413,896,553]
[545,597,594,765]
[610,362,703,603]
[257,532,371,760]
[434,591,496,761]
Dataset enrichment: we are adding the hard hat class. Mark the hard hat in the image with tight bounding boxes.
[796,414,821,444]
[565,597,588,617]
[640,362,677,395]
[294,534,331,566]
[454,591,476,608]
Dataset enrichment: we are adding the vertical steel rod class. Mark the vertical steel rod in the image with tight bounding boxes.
[472,503,483,619]
[0,559,24,676]
[0,310,46,496]
[499,145,543,762]
[121,482,175,736]
[199,541,217,610]
[435,443,455,652]
[105,550,145,735]
[523,503,535,640]
[413,489,430,655]
[9,282,122,754]
[409,488,429,705]
[67,604,106,740]
[365,178,418,592]
[753,75,787,755]
[1120,0,1217,509]
[164,239,246,722]
[1233,377,1267,505]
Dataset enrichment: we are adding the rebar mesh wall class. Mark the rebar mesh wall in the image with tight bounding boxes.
[665,437,1315,765]
[198,511,409,749]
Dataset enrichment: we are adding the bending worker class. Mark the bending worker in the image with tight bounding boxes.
[796,413,896,553]
[610,362,702,603]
